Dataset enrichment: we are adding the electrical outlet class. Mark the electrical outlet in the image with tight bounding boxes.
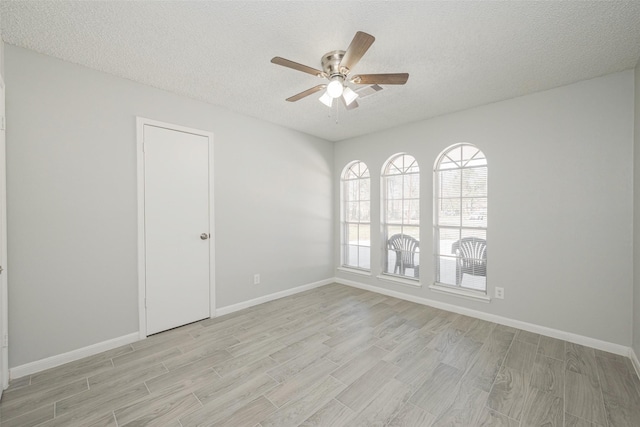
[495,287,504,299]
[253,274,260,285]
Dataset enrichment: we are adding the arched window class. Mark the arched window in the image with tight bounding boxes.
[434,144,487,292]
[382,154,420,280]
[341,161,370,270]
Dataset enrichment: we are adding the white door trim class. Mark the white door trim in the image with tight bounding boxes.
[136,117,215,340]
[0,76,8,390]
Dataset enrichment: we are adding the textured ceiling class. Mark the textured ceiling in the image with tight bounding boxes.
[2,1,640,142]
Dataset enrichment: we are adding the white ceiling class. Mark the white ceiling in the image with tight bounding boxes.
[2,1,640,142]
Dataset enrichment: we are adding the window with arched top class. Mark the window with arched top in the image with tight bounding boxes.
[434,143,487,292]
[382,154,420,280]
[341,161,370,270]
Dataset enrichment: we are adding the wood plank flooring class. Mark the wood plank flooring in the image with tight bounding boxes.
[1,283,639,426]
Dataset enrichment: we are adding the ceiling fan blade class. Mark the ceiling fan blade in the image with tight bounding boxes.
[355,84,383,98]
[271,57,324,77]
[339,31,375,73]
[342,98,359,111]
[286,85,327,102]
[350,73,409,85]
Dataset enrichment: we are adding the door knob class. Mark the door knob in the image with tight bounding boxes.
[200,233,209,240]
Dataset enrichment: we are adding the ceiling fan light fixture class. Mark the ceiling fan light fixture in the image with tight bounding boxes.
[272,31,408,111]
[326,76,344,98]
[342,87,359,106]
[319,92,333,107]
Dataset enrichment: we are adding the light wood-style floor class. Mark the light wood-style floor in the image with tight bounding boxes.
[1,283,639,427]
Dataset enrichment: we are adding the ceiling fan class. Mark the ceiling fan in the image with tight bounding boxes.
[271,31,409,110]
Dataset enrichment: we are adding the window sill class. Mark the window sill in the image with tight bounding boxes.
[376,274,421,288]
[429,283,491,303]
[337,267,371,277]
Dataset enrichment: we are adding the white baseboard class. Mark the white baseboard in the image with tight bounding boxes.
[335,277,631,357]
[630,348,640,380]
[10,332,139,380]
[216,278,334,317]
[9,278,334,380]
[11,277,632,380]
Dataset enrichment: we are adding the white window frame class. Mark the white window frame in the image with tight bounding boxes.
[381,153,420,283]
[340,161,371,272]
[433,143,488,299]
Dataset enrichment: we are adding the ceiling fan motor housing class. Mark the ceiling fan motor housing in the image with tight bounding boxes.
[321,50,347,79]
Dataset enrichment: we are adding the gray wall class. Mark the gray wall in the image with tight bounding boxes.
[5,45,334,367]
[5,42,637,367]
[335,71,635,346]
[0,8,3,80]
[0,39,4,81]
[634,63,640,357]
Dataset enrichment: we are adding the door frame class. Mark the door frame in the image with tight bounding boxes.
[136,117,215,339]
[0,76,8,390]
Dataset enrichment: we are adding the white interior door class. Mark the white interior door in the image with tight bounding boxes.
[143,124,211,335]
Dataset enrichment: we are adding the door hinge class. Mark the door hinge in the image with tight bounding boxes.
[2,334,7,348]
[0,266,4,275]
[1,116,5,131]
